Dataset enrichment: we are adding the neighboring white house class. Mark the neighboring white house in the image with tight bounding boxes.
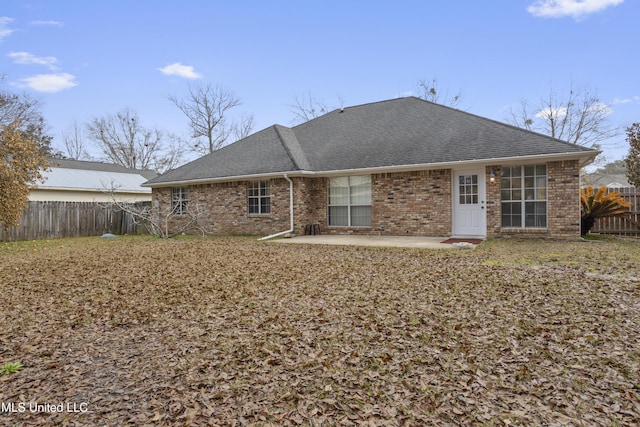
[30,159,158,203]
[582,173,631,188]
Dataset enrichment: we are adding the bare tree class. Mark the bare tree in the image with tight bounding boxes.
[150,132,188,174]
[85,108,184,173]
[60,120,90,160]
[231,113,255,141]
[416,78,462,108]
[100,182,211,238]
[168,83,253,154]
[506,82,619,149]
[289,92,333,124]
[289,78,462,126]
[0,78,40,126]
[1,78,53,155]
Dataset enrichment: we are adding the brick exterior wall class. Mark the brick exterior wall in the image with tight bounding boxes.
[485,164,502,238]
[293,170,452,236]
[369,170,451,236]
[153,179,291,236]
[152,160,581,239]
[486,160,581,239]
[546,160,582,237]
[291,177,327,235]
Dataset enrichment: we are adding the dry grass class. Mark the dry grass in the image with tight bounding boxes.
[0,235,639,426]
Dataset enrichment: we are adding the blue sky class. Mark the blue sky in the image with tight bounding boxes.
[1,0,637,165]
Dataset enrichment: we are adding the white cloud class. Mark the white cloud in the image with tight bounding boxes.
[612,96,640,105]
[30,20,64,27]
[0,16,14,41]
[18,73,77,93]
[535,102,612,120]
[535,106,568,119]
[527,0,624,19]
[8,51,59,70]
[158,62,202,79]
[587,102,613,115]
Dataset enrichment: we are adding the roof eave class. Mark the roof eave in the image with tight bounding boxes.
[144,151,599,187]
[142,170,312,188]
[312,152,597,177]
[33,186,151,193]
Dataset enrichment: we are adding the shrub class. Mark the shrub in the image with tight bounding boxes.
[580,186,631,235]
[0,361,23,376]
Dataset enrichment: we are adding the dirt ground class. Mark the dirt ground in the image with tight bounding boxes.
[1,236,639,426]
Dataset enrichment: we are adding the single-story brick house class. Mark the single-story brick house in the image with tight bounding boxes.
[143,97,598,239]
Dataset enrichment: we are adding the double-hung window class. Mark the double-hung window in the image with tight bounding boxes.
[248,181,270,214]
[328,176,371,227]
[172,187,188,215]
[500,165,547,228]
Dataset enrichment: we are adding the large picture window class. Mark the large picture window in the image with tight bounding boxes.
[172,187,188,215]
[248,181,270,214]
[501,165,547,228]
[328,176,371,227]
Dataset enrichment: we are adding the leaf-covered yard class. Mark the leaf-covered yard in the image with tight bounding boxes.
[1,236,639,426]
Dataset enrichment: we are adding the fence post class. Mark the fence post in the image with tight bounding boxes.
[0,201,152,242]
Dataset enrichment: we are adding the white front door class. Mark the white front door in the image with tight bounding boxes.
[453,169,486,237]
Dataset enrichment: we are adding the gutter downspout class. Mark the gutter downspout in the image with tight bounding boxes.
[258,174,294,240]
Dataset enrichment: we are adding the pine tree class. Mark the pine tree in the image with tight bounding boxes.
[624,123,640,187]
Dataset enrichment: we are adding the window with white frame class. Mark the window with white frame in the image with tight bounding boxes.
[172,187,188,215]
[328,176,372,227]
[248,181,270,214]
[500,165,547,228]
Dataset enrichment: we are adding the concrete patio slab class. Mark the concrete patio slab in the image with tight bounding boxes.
[270,235,454,249]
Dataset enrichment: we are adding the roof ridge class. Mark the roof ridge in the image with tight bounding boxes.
[273,125,311,171]
[292,97,424,129]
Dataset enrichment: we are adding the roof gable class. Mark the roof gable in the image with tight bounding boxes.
[146,126,299,185]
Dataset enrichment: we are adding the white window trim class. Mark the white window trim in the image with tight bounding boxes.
[248,181,271,215]
[327,176,372,227]
[500,165,548,229]
[172,187,188,215]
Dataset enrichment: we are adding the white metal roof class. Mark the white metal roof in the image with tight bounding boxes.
[37,167,152,193]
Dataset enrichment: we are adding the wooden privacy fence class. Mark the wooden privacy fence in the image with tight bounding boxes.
[591,186,640,236]
[0,201,150,242]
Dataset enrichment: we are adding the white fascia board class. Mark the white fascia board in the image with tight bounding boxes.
[142,171,309,188]
[36,186,151,194]
[315,152,598,177]
[145,151,598,187]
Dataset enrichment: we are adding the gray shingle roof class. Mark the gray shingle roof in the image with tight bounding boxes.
[145,126,298,185]
[145,97,597,186]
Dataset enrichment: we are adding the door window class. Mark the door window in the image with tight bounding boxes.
[458,175,478,205]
